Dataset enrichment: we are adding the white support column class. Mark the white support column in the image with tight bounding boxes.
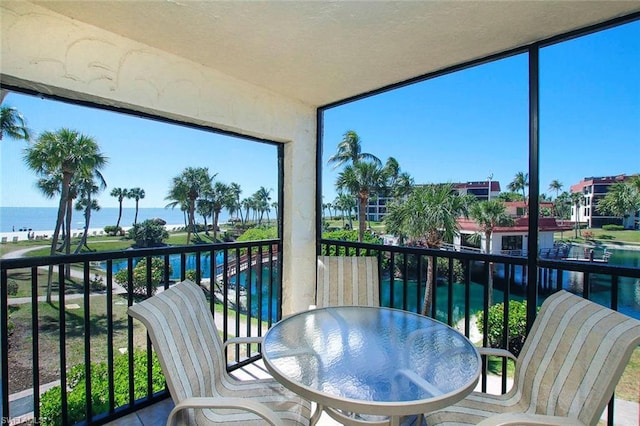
[281,122,318,316]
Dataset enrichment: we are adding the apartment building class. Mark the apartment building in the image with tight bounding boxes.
[363,180,501,222]
[570,174,638,229]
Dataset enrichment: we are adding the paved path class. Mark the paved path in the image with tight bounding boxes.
[3,244,131,305]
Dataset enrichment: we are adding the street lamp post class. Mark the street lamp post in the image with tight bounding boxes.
[487,173,493,201]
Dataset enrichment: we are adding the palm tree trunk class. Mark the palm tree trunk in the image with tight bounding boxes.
[358,198,367,242]
[421,256,434,316]
[116,199,123,229]
[213,211,219,242]
[485,231,493,308]
[186,204,194,244]
[75,195,92,254]
[48,187,68,303]
[238,201,244,224]
[134,200,140,225]
[64,197,73,276]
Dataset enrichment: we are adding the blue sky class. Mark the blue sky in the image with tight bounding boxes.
[1,95,279,208]
[1,20,638,209]
[322,20,639,203]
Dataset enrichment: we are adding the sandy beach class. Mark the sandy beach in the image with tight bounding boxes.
[0,224,185,243]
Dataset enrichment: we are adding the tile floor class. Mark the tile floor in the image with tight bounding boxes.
[105,360,638,425]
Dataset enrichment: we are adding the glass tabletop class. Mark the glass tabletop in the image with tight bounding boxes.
[262,306,480,416]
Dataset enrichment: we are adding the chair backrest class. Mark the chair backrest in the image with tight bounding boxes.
[316,255,379,308]
[512,290,640,425]
[128,280,226,404]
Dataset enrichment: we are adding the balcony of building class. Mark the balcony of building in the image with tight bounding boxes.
[2,2,639,425]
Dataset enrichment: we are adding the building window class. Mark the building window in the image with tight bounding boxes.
[502,236,523,251]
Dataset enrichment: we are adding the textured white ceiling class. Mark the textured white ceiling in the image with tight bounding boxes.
[33,1,640,107]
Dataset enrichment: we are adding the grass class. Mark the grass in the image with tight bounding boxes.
[556,228,640,246]
[7,293,140,393]
[7,290,264,394]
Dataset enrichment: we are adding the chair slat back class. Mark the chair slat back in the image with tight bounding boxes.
[128,280,225,403]
[514,290,640,425]
[316,255,379,308]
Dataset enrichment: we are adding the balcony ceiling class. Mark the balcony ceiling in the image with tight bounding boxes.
[33,1,640,107]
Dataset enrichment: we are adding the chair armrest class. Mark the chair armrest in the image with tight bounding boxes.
[476,413,586,426]
[478,347,517,362]
[167,396,284,426]
[223,336,263,351]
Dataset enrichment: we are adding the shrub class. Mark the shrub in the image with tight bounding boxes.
[7,279,18,296]
[602,224,624,231]
[127,219,169,248]
[321,230,382,256]
[476,300,530,358]
[103,225,122,236]
[185,269,197,282]
[237,226,278,242]
[40,350,165,425]
[114,257,172,297]
[89,274,105,292]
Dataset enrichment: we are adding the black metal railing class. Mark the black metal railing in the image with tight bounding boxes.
[320,238,640,422]
[2,238,639,424]
[1,239,281,425]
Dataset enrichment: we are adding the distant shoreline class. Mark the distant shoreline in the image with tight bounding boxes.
[0,224,186,243]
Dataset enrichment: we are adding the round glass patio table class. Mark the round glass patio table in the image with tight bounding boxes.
[262,306,481,425]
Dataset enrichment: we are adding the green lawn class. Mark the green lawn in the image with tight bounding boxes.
[556,228,640,246]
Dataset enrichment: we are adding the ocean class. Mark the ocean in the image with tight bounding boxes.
[0,206,230,233]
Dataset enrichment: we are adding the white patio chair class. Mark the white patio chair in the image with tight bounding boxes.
[315,255,380,308]
[425,290,640,426]
[128,279,311,426]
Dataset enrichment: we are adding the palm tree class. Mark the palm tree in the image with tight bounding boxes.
[110,187,129,229]
[508,172,529,212]
[383,157,414,199]
[128,187,145,225]
[210,182,235,241]
[383,157,400,184]
[336,161,387,242]
[328,130,381,169]
[165,167,213,244]
[570,191,584,238]
[384,183,473,316]
[383,200,409,245]
[333,193,355,229]
[0,105,30,141]
[548,179,563,199]
[228,182,243,223]
[253,187,272,225]
[596,181,640,224]
[23,128,107,302]
[321,202,329,221]
[196,198,214,234]
[74,172,106,253]
[469,200,514,307]
[241,198,252,225]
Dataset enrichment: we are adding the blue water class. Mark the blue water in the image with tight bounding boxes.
[492,246,640,320]
[110,252,279,319]
[0,206,230,232]
[108,247,640,321]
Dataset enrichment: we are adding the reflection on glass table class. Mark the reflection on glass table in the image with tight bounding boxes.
[262,306,481,426]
